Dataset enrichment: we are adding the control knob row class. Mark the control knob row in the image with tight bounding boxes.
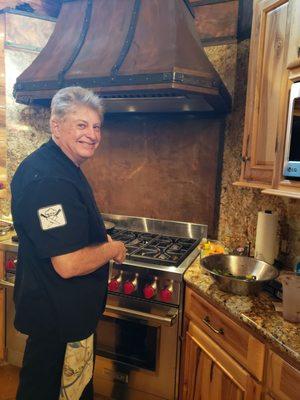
[108,272,174,301]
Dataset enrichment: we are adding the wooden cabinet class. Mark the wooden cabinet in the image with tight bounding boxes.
[266,351,300,400]
[0,250,5,360]
[237,0,290,188]
[236,0,300,198]
[181,287,300,400]
[182,322,261,400]
[286,0,300,71]
[185,287,265,381]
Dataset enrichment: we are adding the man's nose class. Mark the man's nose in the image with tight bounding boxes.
[86,126,99,140]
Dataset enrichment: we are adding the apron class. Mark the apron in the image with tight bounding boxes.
[59,334,94,400]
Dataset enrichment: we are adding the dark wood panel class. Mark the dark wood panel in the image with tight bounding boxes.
[237,0,253,41]
[193,1,239,42]
[190,0,233,6]
[82,114,224,236]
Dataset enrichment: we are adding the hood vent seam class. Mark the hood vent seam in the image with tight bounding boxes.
[111,0,141,77]
[57,0,93,85]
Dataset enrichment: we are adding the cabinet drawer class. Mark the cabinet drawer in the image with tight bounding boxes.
[266,350,300,400]
[185,287,265,381]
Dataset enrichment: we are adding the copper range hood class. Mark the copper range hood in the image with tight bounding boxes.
[14,0,232,114]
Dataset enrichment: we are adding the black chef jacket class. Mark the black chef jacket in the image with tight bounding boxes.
[11,138,109,342]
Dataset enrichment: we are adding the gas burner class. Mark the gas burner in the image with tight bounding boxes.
[133,246,160,258]
[109,228,128,239]
[168,243,182,251]
[151,238,173,249]
[125,245,139,255]
[128,236,199,266]
[111,230,136,244]
[104,215,206,269]
[110,229,201,267]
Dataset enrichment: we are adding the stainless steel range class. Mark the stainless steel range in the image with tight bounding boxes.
[95,214,207,400]
[0,214,207,400]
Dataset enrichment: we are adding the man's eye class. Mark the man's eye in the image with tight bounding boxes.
[78,124,86,129]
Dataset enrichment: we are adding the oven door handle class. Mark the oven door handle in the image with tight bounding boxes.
[0,279,14,289]
[104,304,178,327]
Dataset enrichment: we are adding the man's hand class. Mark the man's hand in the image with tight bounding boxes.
[108,237,126,264]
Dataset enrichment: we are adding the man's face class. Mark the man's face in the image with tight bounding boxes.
[51,105,102,166]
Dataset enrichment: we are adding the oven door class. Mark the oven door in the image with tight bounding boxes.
[94,294,181,400]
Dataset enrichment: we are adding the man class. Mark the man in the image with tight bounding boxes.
[11,86,126,399]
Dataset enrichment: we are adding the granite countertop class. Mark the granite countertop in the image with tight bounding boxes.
[184,256,300,365]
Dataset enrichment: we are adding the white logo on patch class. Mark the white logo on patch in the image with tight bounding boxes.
[38,204,67,230]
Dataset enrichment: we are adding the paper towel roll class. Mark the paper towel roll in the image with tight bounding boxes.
[254,210,278,264]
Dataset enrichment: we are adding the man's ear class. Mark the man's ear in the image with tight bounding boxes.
[50,117,61,138]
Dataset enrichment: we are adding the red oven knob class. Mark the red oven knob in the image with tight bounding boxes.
[143,277,158,299]
[123,273,138,295]
[6,259,16,271]
[108,271,123,292]
[159,281,174,302]
[108,279,120,292]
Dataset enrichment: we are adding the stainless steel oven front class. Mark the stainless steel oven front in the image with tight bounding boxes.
[94,293,181,400]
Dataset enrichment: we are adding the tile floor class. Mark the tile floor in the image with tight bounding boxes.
[0,365,109,400]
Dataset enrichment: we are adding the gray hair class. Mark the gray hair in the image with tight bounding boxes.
[51,86,104,120]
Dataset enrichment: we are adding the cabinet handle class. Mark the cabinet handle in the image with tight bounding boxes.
[203,316,224,335]
[241,155,251,162]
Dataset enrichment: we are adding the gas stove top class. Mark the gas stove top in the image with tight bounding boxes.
[110,228,199,267]
[103,214,207,306]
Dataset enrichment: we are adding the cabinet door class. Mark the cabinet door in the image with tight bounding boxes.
[266,350,300,400]
[182,322,261,400]
[0,250,5,359]
[238,0,290,188]
[0,15,7,199]
[286,0,300,70]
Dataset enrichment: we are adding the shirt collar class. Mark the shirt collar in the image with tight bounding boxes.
[46,138,81,171]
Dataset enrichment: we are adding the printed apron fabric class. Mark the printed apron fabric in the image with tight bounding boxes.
[59,333,94,400]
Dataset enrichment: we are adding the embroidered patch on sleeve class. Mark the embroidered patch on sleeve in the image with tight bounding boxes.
[38,204,67,231]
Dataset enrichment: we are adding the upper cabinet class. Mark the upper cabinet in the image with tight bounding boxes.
[235,0,300,198]
[286,0,300,72]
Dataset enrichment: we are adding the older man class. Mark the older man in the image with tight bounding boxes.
[11,87,126,399]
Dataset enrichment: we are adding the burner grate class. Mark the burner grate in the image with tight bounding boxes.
[109,228,199,266]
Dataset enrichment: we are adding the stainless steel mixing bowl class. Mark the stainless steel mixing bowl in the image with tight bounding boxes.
[200,254,279,296]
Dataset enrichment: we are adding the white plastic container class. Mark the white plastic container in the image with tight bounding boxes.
[280,272,300,323]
